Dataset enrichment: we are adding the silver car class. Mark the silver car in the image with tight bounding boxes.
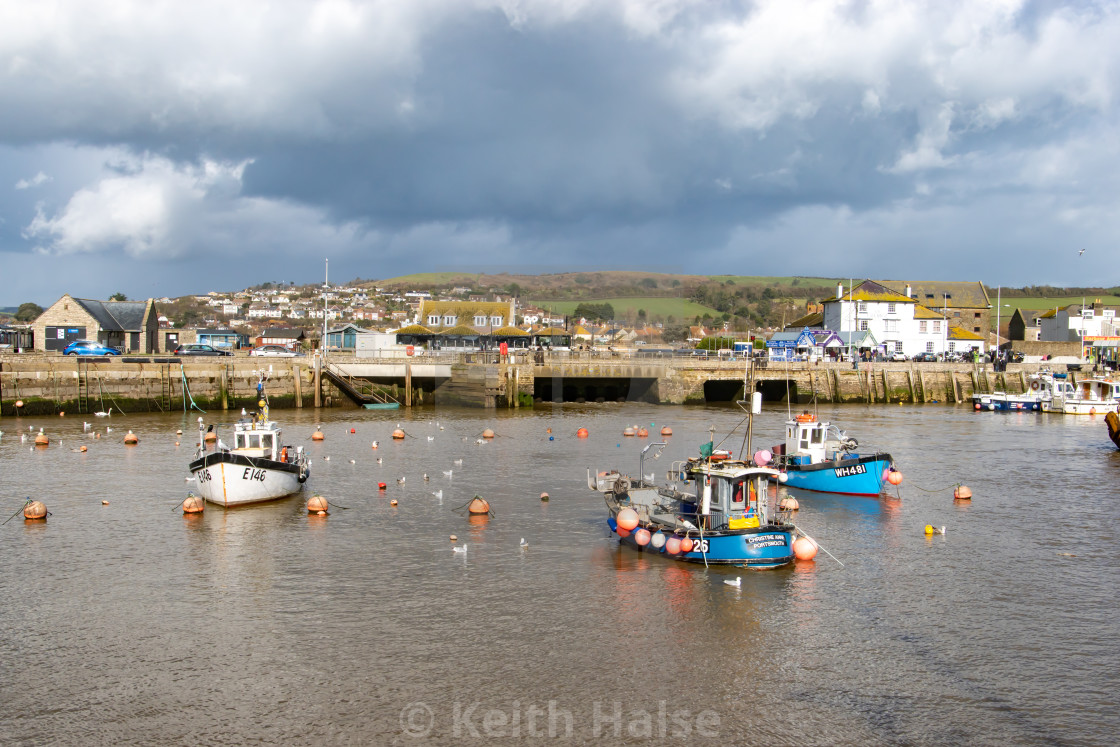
[249,345,300,357]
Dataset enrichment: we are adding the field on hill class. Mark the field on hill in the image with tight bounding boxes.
[527,297,720,320]
[1002,295,1120,312]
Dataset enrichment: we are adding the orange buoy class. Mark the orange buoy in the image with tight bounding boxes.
[390,499,398,506]
[378,482,387,490]
[204,432,217,443]
[974,403,981,410]
[95,432,101,439]
[779,496,799,511]
[954,485,972,500]
[665,536,681,554]
[175,441,180,446]
[350,427,356,434]
[392,428,405,440]
[467,496,490,515]
[311,426,325,441]
[124,430,139,445]
[34,430,49,447]
[622,427,635,437]
[887,470,903,486]
[450,534,458,542]
[636,428,649,438]
[79,445,87,453]
[660,427,672,436]
[59,411,65,417]
[101,500,109,505]
[679,537,695,553]
[540,492,550,501]
[793,536,818,560]
[307,495,329,513]
[616,507,639,531]
[182,494,205,513]
[482,428,495,439]
[15,400,24,408]
[576,427,589,438]
[23,501,48,520]
[634,528,651,546]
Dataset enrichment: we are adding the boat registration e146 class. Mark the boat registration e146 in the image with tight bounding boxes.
[834,463,867,478]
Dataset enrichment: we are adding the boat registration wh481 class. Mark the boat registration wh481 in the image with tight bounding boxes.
[834,463,867,478]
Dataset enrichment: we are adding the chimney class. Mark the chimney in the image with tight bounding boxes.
[837,283,843,300]
[905,284,912,298]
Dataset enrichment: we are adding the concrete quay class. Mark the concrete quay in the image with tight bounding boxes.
[0,351,1076,414]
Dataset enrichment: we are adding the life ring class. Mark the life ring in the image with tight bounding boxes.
[709,450,731,461]
[795,413,816,423]
[1030,380,1041,392]
[280,447,288,463]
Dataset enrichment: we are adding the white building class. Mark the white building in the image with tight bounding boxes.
[1038,304,1120,341]
[822,280,970,358]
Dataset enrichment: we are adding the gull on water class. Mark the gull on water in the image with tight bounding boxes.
[453,545,467,554]
[724,577,741,587]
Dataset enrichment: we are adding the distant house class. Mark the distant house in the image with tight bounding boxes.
[33,294,159,353]
[195,328,241,350]
[1008,308,1043,342]
[324,323,371,351]
[418,299,517,333]
[877,280,991,336]
[257,327,307,348]
[1038,303,1120,342]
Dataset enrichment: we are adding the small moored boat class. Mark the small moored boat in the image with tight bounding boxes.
[1059,378,1120,415]
[188,377,310,506]
[591,444,796,569]
[769,412,896,496]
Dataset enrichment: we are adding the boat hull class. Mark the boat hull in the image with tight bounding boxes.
[1062,401,1118,415]
[779,454,891,496]
[189,452,307,506]
[971,394,1041,412]
[615,524,794,568]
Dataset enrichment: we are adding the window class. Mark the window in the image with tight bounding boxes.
[1104,310,1115,319]
[427,314,440,325]
[933,321,941,333]
[884,319,898,333]
[973,327,981,333]
[895,341,903,352]
[1082,310,1094,318]
[974,312,981,318]
[859,320,869,331]
[473,315,486,326]
[919,321,928,333]
[261,434,273,450]
[857,301,867,314]
[887,303,896,314]
[491,315,503,326]
[443,315,456,326]
[949,342,956,352]
[926,342,934,353]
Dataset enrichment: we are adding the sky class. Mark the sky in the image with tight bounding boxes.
[3,0,1120,307]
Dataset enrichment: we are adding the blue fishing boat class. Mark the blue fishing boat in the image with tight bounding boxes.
[590,444,797,568]
[768,412,896,496]
[971,392,1042,411]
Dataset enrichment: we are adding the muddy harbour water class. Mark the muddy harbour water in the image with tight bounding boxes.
[1,401,1117,746]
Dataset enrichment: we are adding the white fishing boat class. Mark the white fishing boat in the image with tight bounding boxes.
[188,377,310,506]
[1059,377,1120,415]
[1032,370,1076,413]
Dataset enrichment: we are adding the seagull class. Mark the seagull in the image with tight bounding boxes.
[431,489,443,500]
[83,422,91,431]
[476,438,484,445]
[397,476,406,485]
[453,545,467,554]
[348,459,356,464]
[323,455,330,461]
[371,440,379,448]
[376,457,383,465]
[453,458,463,466]
[1079,248,1085,256]
[423,473,430,481]
[427,436,435,442]
[106,427,113,433]
[520,538,528,548]
[443,470,453,478]
[724,577,741,587]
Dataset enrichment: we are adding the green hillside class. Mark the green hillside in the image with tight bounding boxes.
[527,297,720,320]
[1002,295,1120,312]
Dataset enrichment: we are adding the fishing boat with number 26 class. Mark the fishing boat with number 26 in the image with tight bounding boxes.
[188,376,311,506]
[767,411,899,496]
[590,440,798,569]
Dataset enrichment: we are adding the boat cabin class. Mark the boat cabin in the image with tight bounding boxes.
[1074,378,1120,404]
[785,412,829,463]
[231,411,284,461]
[677,462,774,531]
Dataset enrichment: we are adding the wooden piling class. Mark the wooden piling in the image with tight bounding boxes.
[405,362,412,408]
[293,364,303,407]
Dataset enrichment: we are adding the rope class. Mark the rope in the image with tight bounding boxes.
[180,364,206,413]
[904,480,964,494]
[3,498,32,525]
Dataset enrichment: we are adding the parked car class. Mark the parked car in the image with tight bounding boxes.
[911,352,939,363]
[173,344,232,357]
[889,352,908,362]
[63,340,121,356]
[249,345,300,358]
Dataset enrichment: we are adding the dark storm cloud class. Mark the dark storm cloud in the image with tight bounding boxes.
[1,1,1119,305]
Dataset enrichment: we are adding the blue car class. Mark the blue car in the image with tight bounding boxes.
[63,340,121,356]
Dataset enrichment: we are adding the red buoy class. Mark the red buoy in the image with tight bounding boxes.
[616,507,639,531]
[679,537,695,553]
[576,428,589,438]
[954,485,972,500]
[793,537,818,560]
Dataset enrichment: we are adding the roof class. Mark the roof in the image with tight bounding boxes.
[786,311,824,329]
[1011,308,1044,325]
[261,327,305,339]
[493,326,528,336]
[877,280,991,309]
[913,305,946,319]
[73,298,150,331]
[822,280,914,305]
[534,326,569,336]
[395,324,434,335]
[948,326,984,341]
[439,324,482,336]
[326,324,372,334]
[419,300,512,319]
[196,328,240,335]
